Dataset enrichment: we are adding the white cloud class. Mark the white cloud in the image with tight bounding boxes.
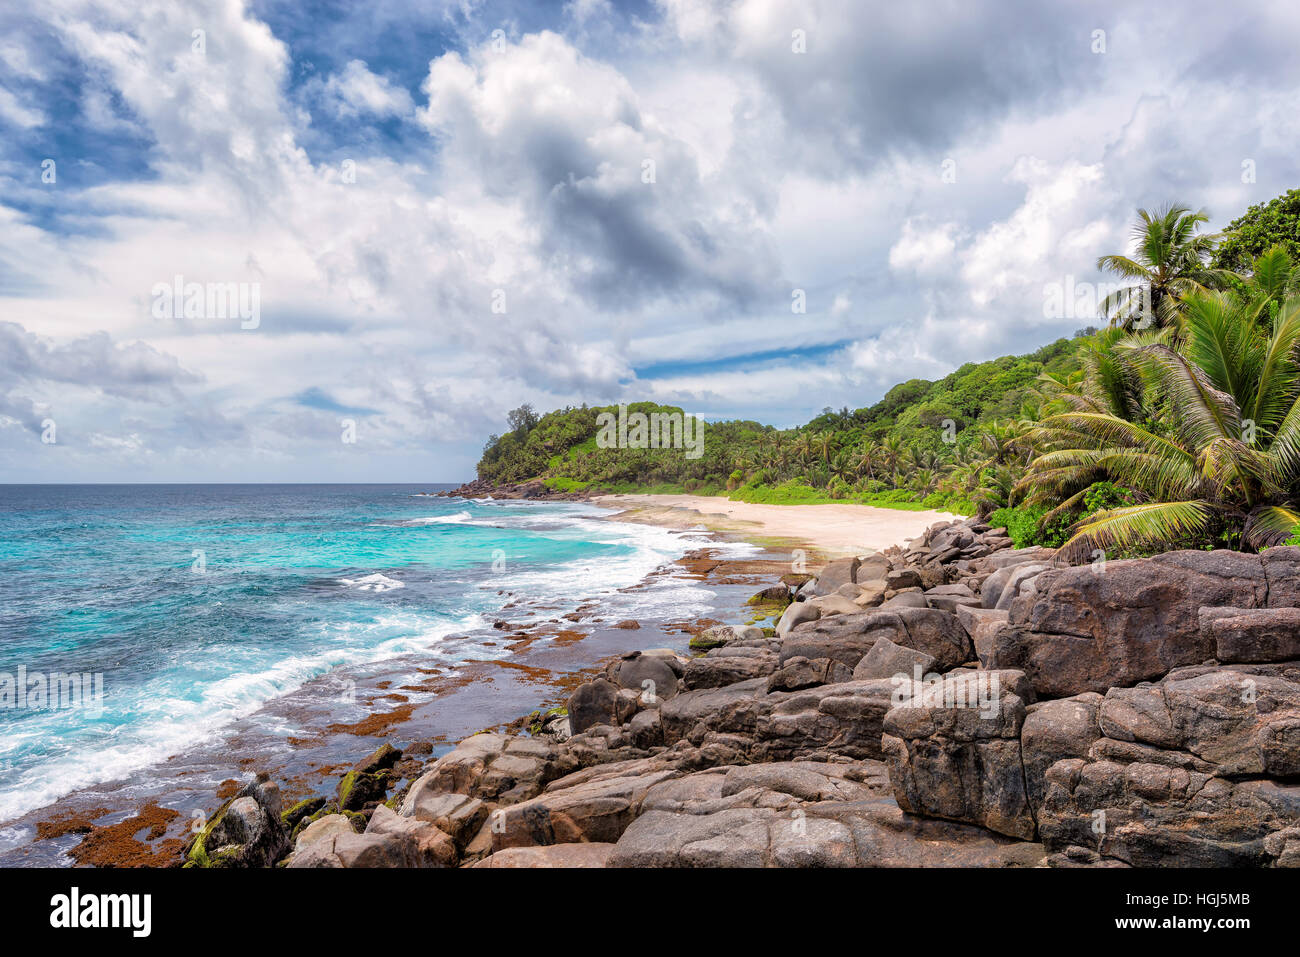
[1,0,1298,480]
[0,86,44,128]
[889,220,960,275]
[960,158,1108,307]
[319,60,414,118]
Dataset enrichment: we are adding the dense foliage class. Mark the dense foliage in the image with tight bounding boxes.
[1212,188,1300,273]
[474,188,1300,554]
[476,339,1089,515]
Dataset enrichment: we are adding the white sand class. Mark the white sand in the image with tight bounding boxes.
[593,493,960,558]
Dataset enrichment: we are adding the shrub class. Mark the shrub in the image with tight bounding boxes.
[987,505,1074,549]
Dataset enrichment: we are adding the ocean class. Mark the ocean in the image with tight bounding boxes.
[0,484,757,851]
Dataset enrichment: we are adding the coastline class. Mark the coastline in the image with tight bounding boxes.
[592,493,961,559]
[4,498,792,868]
[28,492,1300,870]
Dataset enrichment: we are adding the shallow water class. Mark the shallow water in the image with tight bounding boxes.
[0,483,760,854]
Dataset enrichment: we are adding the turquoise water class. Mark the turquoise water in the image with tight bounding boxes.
[0,484,729,823]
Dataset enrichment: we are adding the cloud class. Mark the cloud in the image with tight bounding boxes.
[315,59,414,119]
[418,30,780,309]
[889,220,961,275]
[1,0,1298,480]
[0,86,43,128]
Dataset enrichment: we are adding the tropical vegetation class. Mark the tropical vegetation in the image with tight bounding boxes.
[474,187,1300,557]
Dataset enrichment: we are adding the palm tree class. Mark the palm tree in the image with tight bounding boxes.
[791,433,813,469]
[1021,290,1300,555]
[979,420,1026,466]
[878,434,905,484]
[1097,203,1223,330]
[850,441,879,480]
[829,449,855,483]
[1235,245,1300,318]
[814,430,838,466]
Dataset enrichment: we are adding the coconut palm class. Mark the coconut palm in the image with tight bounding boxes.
[878,434,905,483]
[791,432,814,469]
[1097,204,1224,330]
[829,449,856,483]
[979,420,1026,466]
[910,468,940,495]
[849,441,879,480]
[814,430,838,466]
[1021,290,1300,555]
[1236,245,1300,318]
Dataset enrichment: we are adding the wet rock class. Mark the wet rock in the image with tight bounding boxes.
[337,743,402,812]
[693,623,766,649]
[185,775,289,868]
[569,678,625,734]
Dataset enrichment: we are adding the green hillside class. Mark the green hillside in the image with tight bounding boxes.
[475,334,1091,516]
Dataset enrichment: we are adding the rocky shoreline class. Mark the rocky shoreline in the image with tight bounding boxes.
[181,516,1300,868]
[434,478,594,501]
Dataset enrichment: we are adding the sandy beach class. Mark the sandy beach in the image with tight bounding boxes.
[594,493,961,558]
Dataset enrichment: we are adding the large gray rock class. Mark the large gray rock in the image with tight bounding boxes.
[782,606,970,672]
[776,601,820,637]
[470,843,615,867]
[607,652,681,700]
[811,557,861,596]
[1020,693,1103,813]
[609,791,1044,867]
[767,656,853,692]
[1211,608,1300,663]
[852,635,936,681]
[925,582,979,613]
[956,604,1010,668]
[569,678,634,734]
[1038,661,1300,866]
[490,757,681,850]
[683,648,779,690]
[992,550,1270,698]
[752,678,901,761]
[882,670,1038,840]
[403,733,556,804]
[993,563,1051,611]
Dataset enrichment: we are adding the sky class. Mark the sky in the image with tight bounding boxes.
[2,0,1299,483]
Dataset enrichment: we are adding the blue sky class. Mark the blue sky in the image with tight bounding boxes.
[2,0,1299,482]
